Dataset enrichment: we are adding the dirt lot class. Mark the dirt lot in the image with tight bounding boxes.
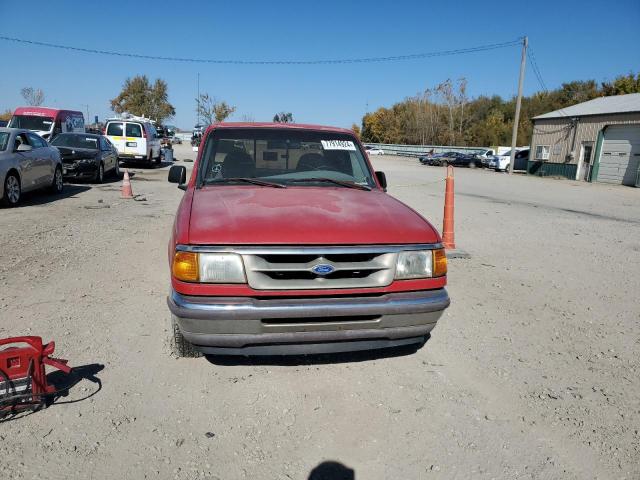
[1,147,638,479]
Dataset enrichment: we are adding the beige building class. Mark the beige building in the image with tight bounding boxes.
[529,93,640,186]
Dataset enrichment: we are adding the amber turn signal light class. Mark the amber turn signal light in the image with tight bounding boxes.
[433,249,447,277]
[173,251,199,282]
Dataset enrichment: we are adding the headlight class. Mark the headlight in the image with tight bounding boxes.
[172,251,246,283]
[395,249,447,279]
[199,253,246,283]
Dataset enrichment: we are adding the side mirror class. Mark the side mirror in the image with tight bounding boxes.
[375,171,387,191]
[168,165,187,189]
[17,144,33,152]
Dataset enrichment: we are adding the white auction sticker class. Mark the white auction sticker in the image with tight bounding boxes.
[321,140,356,151]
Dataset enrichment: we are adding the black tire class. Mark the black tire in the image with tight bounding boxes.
[147,151,154,167]
[469,161,477,169]
[95,162,104,184]
[2,172,21,207]
[113,159,121,178]
[155,148,161,165]
[504,164,510,172]
[170,316,201,358]
[50,166,64,194]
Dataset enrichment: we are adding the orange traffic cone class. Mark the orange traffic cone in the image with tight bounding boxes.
[121,169,133,199]
[442,165,455,249]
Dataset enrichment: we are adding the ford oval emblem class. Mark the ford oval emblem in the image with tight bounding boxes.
[311,264,335,276]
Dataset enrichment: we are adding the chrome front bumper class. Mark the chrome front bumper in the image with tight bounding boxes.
[167,289,450,355]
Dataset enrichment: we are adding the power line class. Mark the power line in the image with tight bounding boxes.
[527,46,571,118]
[0,34,522,65]
[527,47,548,92]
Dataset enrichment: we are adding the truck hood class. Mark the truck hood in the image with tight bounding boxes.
[187,186,440,245]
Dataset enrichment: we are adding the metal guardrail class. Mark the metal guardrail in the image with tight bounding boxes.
[362,143,487,157]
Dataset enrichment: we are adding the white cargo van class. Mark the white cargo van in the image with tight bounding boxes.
[104,116,161,165]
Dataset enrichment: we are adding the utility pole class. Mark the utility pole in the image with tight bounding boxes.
[81,104,90,126]
[196,73,200,127]
[508,36,527,175]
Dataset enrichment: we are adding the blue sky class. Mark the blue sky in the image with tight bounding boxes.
[0,0,638,129]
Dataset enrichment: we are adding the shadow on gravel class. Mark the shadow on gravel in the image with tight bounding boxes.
[0,363,104,423]
[308,461,355,480]
[66,173,123,186]
[120,160,174,170]
[47,363,105,404]
[7,184,92,208]
[205,337,428,366]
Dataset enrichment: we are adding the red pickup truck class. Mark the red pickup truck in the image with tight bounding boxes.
[167,123,449,356]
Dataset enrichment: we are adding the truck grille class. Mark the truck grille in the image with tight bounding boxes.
[242,250,396,290]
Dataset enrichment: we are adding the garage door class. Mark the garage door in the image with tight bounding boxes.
[598,125,640,186]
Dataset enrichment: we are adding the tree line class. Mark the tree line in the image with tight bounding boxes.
[359,72,640,147]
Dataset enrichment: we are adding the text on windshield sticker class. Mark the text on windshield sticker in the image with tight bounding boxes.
[321,140,356,151]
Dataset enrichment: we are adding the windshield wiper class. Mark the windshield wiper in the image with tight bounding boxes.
[287,178,371,191]
[205,177,287,188]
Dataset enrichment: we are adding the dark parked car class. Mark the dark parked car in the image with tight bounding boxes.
[50,133,120,183]
[419,152,446,166]
[0,120,8,128]
[439,151,483,168]
[421,151,482,168]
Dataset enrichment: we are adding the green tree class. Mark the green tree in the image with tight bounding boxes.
[273,112,294,123]
[360,72,637,148]
[0,109,12,121]
[601,73,640,95]
[351,123,361,138]
[196,93,236,124]
[110,75,175,123]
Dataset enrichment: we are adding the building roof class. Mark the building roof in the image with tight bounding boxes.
[533,93,640,120]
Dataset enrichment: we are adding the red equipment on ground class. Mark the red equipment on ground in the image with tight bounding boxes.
[0,336,72,415]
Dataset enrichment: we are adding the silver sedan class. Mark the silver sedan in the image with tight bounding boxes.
[0,127,64,206]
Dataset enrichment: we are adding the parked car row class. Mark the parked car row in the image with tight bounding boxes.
[1,106,183,206]
[419,148,530,172]
[419,151,483,168]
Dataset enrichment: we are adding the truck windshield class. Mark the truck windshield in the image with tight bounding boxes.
[200,129,375,188]
[9,115,54,132]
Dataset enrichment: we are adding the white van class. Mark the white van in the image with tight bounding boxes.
[104,116,161,165]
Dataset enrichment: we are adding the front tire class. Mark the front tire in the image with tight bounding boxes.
[114,159,121,178]
[50,166,64,194]
[95,162,104,184]
[170,316,201,358]
[2,173,21,207]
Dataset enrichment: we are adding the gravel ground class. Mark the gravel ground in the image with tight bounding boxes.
[0,147,638,479]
